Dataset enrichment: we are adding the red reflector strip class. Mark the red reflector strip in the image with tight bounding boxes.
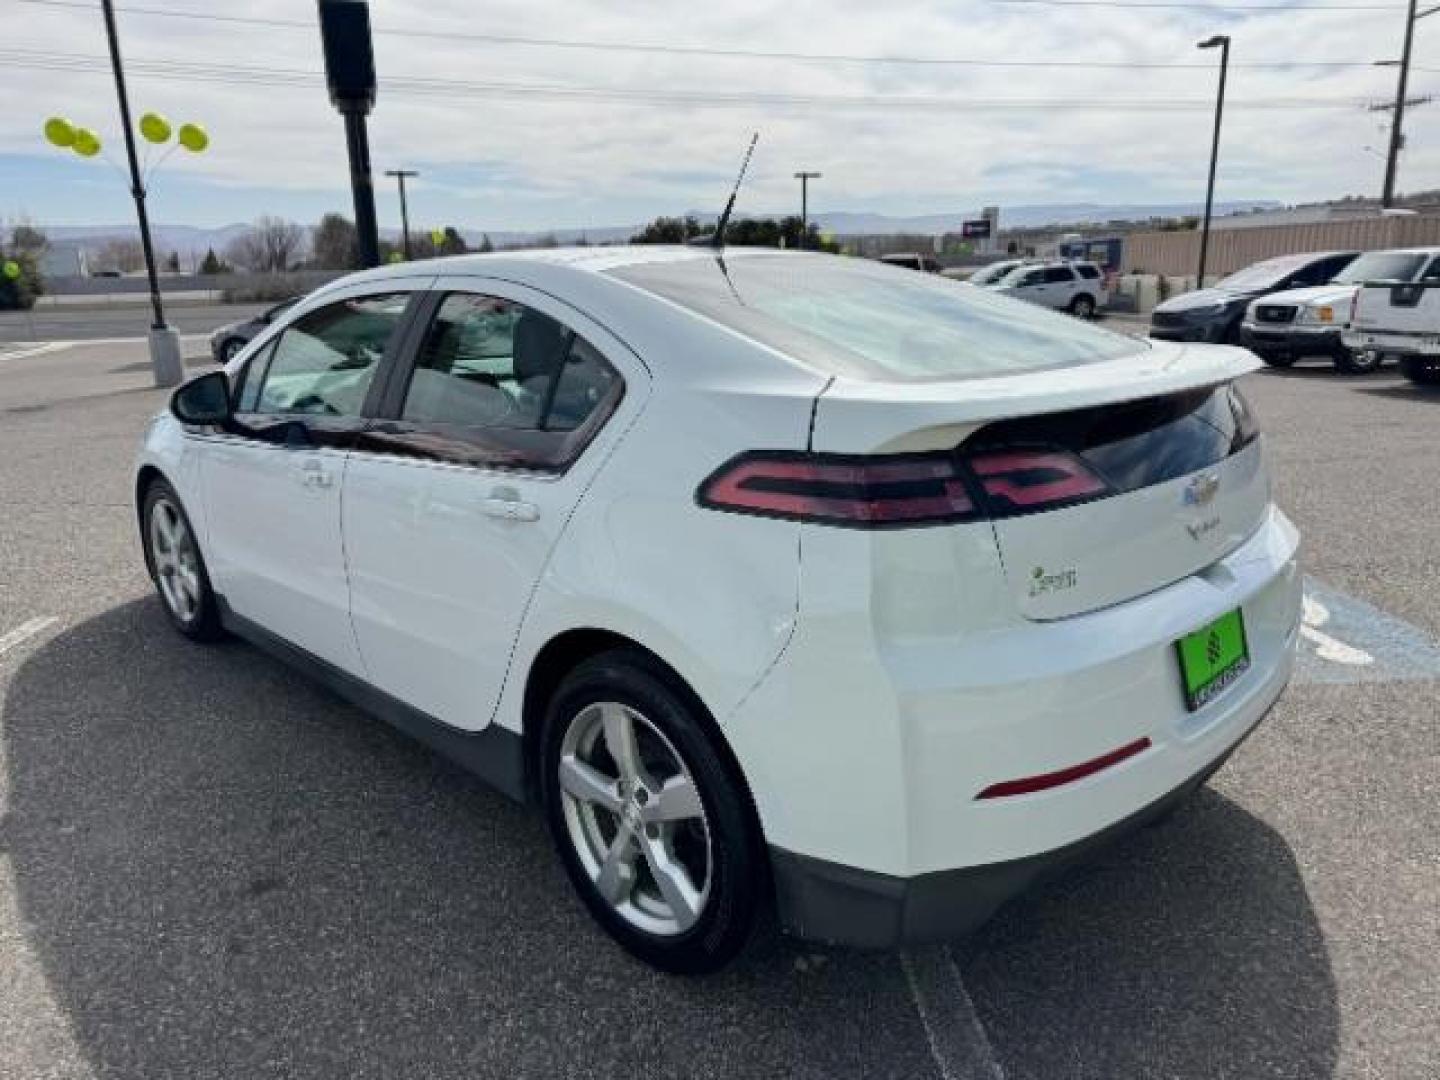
[975,737,1152,800]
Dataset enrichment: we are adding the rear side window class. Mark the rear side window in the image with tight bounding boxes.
[254,293,407,416]
[1076,264,1101,280]
[1043,266,1075,284]
[610,253,1142,383]
[400,292,618,433]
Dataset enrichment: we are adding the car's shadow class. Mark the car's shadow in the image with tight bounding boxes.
[2,601,1339,1078]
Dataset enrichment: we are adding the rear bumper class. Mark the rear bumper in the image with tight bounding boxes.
[1343,329,1440,356]
[771,715,1262,948]
[1240,323,1345,356]
[726,506,1302,946]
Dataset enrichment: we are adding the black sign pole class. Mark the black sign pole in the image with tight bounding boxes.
[319,1,379,267]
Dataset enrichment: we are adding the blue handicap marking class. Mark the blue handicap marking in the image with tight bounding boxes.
[1293,576,1440,685]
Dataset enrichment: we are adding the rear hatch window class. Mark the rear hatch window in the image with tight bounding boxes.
[610,253,1145,383]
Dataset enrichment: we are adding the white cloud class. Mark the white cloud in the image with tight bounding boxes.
[2,0,1436,228]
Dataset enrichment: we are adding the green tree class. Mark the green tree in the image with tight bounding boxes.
[0,232,45,311]
[631,215,704,244]
[198,247,228,275]
[311,212,359,270]
[164,251,181,273]
[439,226,467,255]
[478,233,495,253]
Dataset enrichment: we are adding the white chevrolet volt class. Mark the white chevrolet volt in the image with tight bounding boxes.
[136,247,1302,973]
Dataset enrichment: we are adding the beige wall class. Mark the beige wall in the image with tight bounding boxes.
[1122,215,1440,277]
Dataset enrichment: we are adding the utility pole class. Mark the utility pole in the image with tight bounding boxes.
[794,171,821,249]
[385,169,418,258]
[1379,0,1439,206]
[1196,35,1230,287]
[100,0,182,387]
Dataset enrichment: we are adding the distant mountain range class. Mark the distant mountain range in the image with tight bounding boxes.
[40,199,1283,256]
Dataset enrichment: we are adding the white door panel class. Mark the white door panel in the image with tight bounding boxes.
[342,279,649,731]
[201,436,360,671]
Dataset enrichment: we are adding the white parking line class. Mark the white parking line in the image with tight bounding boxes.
[1300,595,1374,666]
[901,948,1006,1080]
[0,342,68,362]
[0,616,58,660]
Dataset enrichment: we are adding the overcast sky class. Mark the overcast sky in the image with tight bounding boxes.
[1,0,1436,233]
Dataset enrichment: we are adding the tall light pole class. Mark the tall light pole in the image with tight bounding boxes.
[1378,0,1439,206]
[100,0,182,387]
[1196,35,1230,287]
[794,170,821,249]
[385,169,418,258]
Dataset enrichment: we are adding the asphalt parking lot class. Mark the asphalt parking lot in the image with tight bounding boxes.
[1,335,1436,1079]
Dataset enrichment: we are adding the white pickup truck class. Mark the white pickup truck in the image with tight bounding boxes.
[1344,281,1440,385]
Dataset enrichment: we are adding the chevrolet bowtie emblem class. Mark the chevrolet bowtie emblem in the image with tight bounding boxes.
[1183,473,1220,507]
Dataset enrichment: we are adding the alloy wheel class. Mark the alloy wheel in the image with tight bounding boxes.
[150,497,202,623]
[557,701,711,936]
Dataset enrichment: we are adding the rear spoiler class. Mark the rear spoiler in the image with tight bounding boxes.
[810,342,1259,453]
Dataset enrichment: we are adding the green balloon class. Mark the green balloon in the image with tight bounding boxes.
[430,228,446,247]
[177,122,209,152]
[44,116,76,148]
[72,127,101,158]
[139,111,172,144]
[2,260,21,281]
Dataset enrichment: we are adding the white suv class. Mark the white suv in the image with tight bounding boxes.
[991,260,1108,316]
[138,247,1299,972]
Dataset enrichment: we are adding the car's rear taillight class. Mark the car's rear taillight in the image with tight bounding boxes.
[966,448,1110,516]
[697,452,979,527]
[698,446,1115,528]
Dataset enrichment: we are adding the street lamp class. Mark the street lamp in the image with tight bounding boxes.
[794,171,821,249]
[1196,34,1230,287]
[385,169,418,259]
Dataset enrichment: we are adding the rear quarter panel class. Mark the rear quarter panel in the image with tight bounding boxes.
[491,276,831,734]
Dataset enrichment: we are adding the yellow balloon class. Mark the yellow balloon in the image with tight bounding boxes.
[177,122,209,152]
[3,260,21,281]
[139,111,171,144]
[72,127,101,158]
[44,116,76,148]
[430,228,446,247]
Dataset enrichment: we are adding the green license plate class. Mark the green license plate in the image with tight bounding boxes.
[1175,609,1251,711]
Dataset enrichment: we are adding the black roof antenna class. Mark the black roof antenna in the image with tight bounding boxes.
[712,131,759,249]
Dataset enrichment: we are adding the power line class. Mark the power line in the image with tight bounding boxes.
[991,0,1402,8]
[1,48,1420,111]
[5,0,1406,69]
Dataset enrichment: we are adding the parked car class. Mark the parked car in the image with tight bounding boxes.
[139,247,1301,972]
[209,297,299,363]
[1150,251,1358,346]
[1240,248,1440,373]
[1344,278,1440,386]
[878,252,941,273]
[960,258,1032,286]
[991,260,1108,317]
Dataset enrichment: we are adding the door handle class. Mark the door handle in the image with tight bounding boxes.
[296,458,334,489]
[481,496,540,522]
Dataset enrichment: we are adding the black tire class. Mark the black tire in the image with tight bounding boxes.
[140,478,225,641]
[539,649,765,974]
[219,337,246,363]
[1259,352,1296,368]
[1333,348,1382,374]
[1401,355,1440,385]
[1068,294,1096,319]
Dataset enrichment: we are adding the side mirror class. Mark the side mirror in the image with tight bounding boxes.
[170,370,233,426]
